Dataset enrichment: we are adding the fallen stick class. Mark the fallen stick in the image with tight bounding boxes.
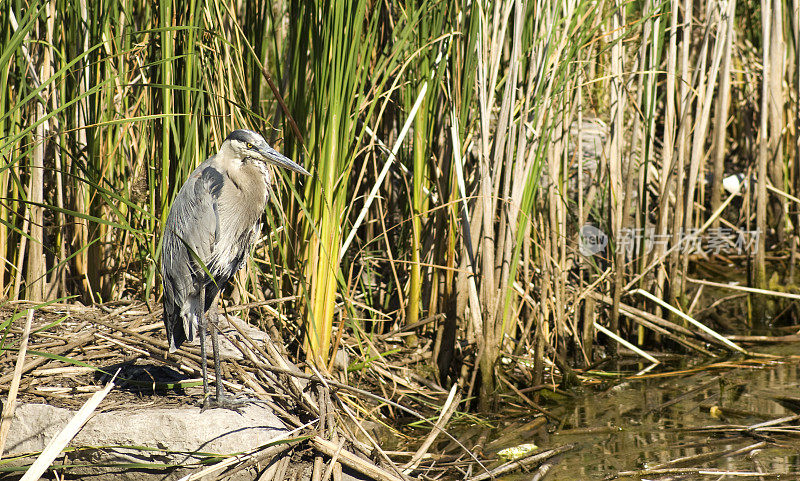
[613,467,799,478]
[648,441,767,470]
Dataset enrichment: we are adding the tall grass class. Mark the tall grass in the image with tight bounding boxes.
[1,0,798,407]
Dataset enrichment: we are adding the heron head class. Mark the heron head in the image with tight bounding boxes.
[224,129,310,176]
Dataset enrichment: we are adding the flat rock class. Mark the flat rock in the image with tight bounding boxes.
[4,402,289,480]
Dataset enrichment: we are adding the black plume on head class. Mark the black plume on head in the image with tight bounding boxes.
[225,129,262,144]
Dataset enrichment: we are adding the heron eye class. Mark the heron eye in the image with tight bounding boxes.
[246,142,253,149]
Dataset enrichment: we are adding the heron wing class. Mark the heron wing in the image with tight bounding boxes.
[162,159,223,350]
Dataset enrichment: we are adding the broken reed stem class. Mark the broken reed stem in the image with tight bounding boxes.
[0,309,34,460]
[465,444,577,481]
[320,438,346,481]
[179,424,312,481]
[634,289,747,353]
[19,370,117,481]
[685,277,800,300]
[650,441,768,471]
[403,384,460,472]
[593,321,659,364]
[313,436,407,481]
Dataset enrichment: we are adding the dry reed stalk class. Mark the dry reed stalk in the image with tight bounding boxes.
[651,0,681,316]
[553,94,570,360]
[710,0,737,229]
[677,0,727,294]
[19,370,117,481]
[685,277,800,300]
[449,113,484,360]
[769,0,786,242]
[50,0,66,302]
[585,288,715,355]
[0,309,34,459]
[795,0,800,271]
[73,0,92,301]
[25,2,53,302]
[623,12,650,344]
[576,60,587,360]
[634,289,747,353]
[684,0,728,235]
[473,0,505,407]
[495,0,528,349]
[12,176,29,302]
[755,0,771,291]
[667,0,693,308]
[607,0,626,349]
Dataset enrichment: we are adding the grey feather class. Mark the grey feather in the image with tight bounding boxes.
[162,158,224,351]
[160,129,309,407]
[161,129,308,355]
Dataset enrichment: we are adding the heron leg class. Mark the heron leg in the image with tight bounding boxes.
[209,301,225,402]
[199,286,211,409]
[203,301,251,411]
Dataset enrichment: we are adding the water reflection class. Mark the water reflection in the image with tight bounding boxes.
[494,350,800,479]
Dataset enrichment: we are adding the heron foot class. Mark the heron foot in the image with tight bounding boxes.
[199,392,255,413]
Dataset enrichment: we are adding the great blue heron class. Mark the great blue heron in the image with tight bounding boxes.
[161,129,309,409]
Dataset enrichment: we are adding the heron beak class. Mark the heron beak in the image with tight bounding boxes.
[261,144,310,176]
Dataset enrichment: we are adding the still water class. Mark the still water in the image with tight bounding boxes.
[491,345,800,479]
